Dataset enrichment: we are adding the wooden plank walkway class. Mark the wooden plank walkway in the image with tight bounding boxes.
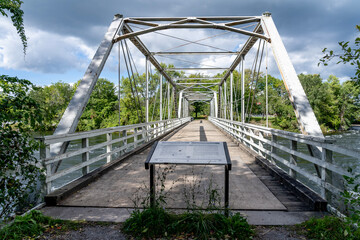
[55,120,310,211]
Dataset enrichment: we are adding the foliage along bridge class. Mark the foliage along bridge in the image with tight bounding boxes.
[38,13,360,225]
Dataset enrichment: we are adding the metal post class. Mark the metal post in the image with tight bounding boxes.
[167,82,171,119]
[271,134,277,164]
[40,139,51,194]
[241,55,245,123]
[106,133,112,163]
[225,165,229,216]
[230,71,233,121]
[82,138,89,175]
[214,91,218,118]
[224,80,227,119]
[118,41,121,126]
[178,91,183,118]
[218,85,222,118]
[160,75,163,121]
[150,164,155,207]
[321,147,333,200]
[174,87,178,118]
[265,41,269,128]
[289,140,297,179]
[145,56,149,123]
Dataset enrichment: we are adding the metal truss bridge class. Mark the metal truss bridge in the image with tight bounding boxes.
[38,13,360,223]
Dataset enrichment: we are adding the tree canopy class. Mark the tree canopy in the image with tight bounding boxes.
[0,0,27,54]
[320,25,360,84]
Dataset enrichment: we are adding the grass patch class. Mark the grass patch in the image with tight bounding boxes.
[0,210,82,240]
[122,206,253,239]
[297,216,360,240]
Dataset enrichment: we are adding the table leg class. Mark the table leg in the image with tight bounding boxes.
[225,165,229,216]
[150,164,155,207]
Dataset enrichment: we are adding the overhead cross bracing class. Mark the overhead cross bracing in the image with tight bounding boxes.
[51,13,324,174]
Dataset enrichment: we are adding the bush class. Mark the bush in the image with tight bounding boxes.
[299,216,360,240]
[0,75,44,220]
[122,207,253,239]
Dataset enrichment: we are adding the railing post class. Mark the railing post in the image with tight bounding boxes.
[40,139,51,194]
[289,140,297,179]
[122,130,127,154]
[134,128,138,148]
[82,138,89,175]
[271,134,277,164]
[106,133,112,163]
[249,128,255,152]
[258,132,265,157]
[321,147,333,200]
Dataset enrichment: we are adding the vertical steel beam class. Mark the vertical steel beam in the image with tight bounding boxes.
[224,80,227,119]
[241,55,245,123]
[118,42,121,126]
[145,56,149,123]
[167,82,171,119]
[160,75,163,121]
[213,91,218,118]
[230,72,233,121]
[174,87,178,118]
[51,15,123,172]
[265,41,269,128]
[261,13,323,137]
[218,86,222,118]
[178,90,183,118]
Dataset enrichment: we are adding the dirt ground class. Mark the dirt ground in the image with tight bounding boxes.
[39,223,307,240]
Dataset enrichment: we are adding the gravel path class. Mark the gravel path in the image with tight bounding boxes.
[39,223,307,240]
[39,224,127,240]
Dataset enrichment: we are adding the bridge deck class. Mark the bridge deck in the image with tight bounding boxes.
[42,120,327,225]
[55,120,307,211]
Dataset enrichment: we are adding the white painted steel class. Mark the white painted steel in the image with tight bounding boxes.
[209,117,360,205]
[146,56,149,123]
[241,55,245,123]
[178,91,183,118]
[213,91,218,118]
[160,75,163,121]
[51,15,124,171]
[261,14,322,137]
[38,118,190,193]
[230,72,233,121]
[224,80,227,119]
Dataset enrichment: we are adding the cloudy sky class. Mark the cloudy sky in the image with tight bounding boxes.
[0,0,359,86]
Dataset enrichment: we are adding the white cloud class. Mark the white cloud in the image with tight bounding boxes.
[0,18,96,74]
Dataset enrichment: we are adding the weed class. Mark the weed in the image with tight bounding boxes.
[0,210,82,240]
[123,164,254,239]
[298,216,360,240]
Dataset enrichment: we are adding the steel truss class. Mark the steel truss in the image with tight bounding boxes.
[52,13,324,172]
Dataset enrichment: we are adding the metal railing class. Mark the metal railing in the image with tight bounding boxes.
[209,117,360,212]
[38,117,191,194]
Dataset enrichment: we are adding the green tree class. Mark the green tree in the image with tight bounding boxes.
[299,74,339,130]
[0,75,44,220]
[326,75,360,130]
[0,0,27,54]
[76,78,118,131]
[29,82,74,131]
[320,25,360,84]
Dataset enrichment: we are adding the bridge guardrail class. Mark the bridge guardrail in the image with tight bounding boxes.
[37,117,191,194]
[209,116,360,213]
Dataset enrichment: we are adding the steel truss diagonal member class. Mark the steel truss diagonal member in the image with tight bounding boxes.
[50,15,124,173]
[261,13,323,138]
[261,12,324,175]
